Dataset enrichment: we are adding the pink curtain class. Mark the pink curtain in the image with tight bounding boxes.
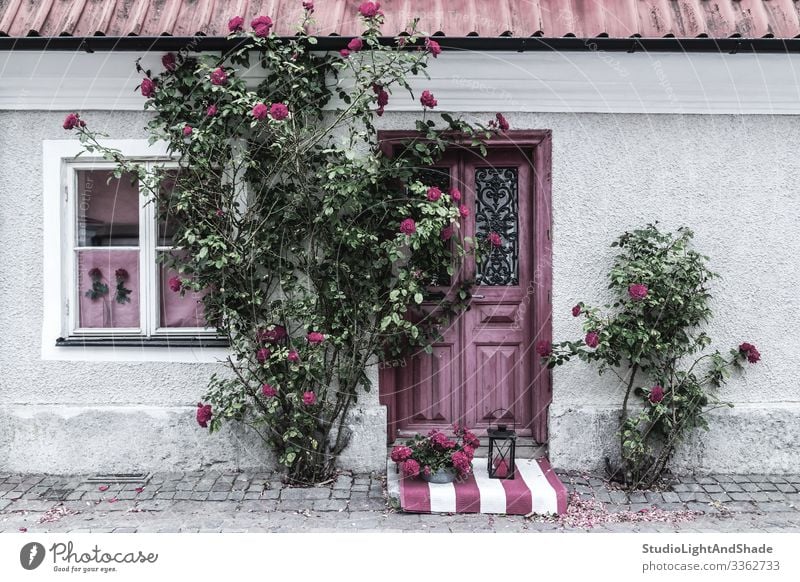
[159,264,206,328]
[78,250,140,328]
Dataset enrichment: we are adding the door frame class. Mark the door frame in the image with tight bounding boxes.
[377,130,553,444]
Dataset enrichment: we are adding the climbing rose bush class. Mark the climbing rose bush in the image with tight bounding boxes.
[67,4,503,484]
[541,224,759,489]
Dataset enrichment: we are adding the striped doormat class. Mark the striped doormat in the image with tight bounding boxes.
[387,457,568,516]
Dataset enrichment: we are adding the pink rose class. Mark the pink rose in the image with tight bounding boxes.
[62,113,86,130]
[373,84,389,115]
[585,331,599,348]
[162,52,177,71]
[210,67,228,86]
[261,383,277,397]
[206,104,218,117]
[441,225,453,240]
[228,16,244,32]
[140,77,155,97]
[256,348,270,364]
[252,103,268,120]
[488,232,502,247]
[347,37,363,52]
[358,2,382,18]
[628,283,649,301]
[182,125,193,136]
[390,446,413,462]
[572,304,581,317]
[251,15,274,38]
[535,340,552,357]
[302,391,317,405]
[168,276,181,292]
[495,112,510,131]
[269,102,289,120]
[459,204,469,218]
[339,49,350,58]
[649,385,664,404]
[401,459,420,478]
[425,38,442,57]
[449,187,462,202]
[399,218,416,235]
[288,350,300,363]
[307,331,325,344]
[426,186,442,202]
[420,90,437,109]
[196,403,212,428]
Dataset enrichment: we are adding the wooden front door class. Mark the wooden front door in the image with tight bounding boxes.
[379,132,553,443]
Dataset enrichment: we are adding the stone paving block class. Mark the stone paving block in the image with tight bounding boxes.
[277,500,315,512]
[662,491,681,503]
[351,484,369,493]
[594,490,611,503]
[686,502,711,513]
[628,492,647,503]
[703,484,723,493]
[281,487,330,501]
[332,489,351,500]
[729,492,753,502]
[0,499,11,511]
[756,482,777,492]
[697,477,717,485]
[190,492,209,501]
[313,499,348,512]
[758,502,795,513]
[207,492,230,501]
[731,475,754,483]
[238,500,278,512]
[741,483,760,492]
[709,493,731,502]
[609,491,628,504]
[777,483,797,493]
[333,476,353,489]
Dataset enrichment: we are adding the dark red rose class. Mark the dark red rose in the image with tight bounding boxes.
[495,112,510,131]
[572,304,581,317]
[649,385,664,404]
[196,403,212,428]
[162,52,177,71]
[739,342,760,364]
[585,331,599,348]
[628,283,649,301]
[251,15,273,37]
[535,340,552,357]
[269,102,289,120]
[420,90,437,109]
[140,77,155,97]
[228,16,245,32]
[63,112,86,130]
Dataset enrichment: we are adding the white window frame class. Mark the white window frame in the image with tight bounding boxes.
[42,139,228,363]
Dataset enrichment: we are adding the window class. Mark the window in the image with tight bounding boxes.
[42,140,226,352]
[62,160,212,342]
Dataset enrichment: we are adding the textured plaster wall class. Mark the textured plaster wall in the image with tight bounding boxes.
[1,109,797,474]
[0,111,383,473]
[378,111,800,474]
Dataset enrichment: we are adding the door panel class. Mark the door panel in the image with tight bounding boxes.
[395,148,538,437]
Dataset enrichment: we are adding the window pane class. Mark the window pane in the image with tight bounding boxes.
[77,249,140,329]
[76,170,139,247]
[158,251,206,329]
[157,169,182,247]
[475,167,519,286]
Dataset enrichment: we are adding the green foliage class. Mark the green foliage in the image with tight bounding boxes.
[545,224,756,489]
[73,9,497,484]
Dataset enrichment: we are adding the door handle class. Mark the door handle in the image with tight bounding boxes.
[471,294,485,299]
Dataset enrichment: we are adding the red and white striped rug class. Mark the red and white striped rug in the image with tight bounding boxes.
[387,457,568,516]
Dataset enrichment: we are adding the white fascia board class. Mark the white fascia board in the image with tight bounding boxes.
[4,49,800,114]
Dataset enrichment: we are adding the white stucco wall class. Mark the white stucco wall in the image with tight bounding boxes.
[1,49,798,475]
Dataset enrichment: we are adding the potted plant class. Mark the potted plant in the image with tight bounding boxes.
[391,424,481,483]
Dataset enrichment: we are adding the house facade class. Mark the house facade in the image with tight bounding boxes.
[1,1,798,476]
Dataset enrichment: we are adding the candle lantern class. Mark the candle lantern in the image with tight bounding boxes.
[487,422,517,479]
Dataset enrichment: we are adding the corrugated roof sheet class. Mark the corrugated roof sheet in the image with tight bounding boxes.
[1,0,800,39]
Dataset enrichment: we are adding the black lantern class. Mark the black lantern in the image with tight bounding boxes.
[487,422,517,479]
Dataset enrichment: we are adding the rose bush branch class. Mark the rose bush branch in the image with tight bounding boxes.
[537,224,760,489]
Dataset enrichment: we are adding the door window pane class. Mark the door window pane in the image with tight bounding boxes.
[475,167,519,286]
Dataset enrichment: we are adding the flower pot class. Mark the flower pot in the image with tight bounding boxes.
[421,467,457,484]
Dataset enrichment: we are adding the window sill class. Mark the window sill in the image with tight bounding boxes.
[55,336,230,349]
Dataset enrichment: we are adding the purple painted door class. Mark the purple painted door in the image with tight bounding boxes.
[392,147,541,437]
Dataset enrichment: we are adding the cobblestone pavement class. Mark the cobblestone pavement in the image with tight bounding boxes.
[1,471,800,533]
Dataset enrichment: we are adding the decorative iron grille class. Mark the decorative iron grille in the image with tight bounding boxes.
[475,167,519,286]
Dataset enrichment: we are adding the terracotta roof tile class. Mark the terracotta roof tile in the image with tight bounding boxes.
[1,0,799,39]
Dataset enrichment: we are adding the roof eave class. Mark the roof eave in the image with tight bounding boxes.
[0,35,797,54]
